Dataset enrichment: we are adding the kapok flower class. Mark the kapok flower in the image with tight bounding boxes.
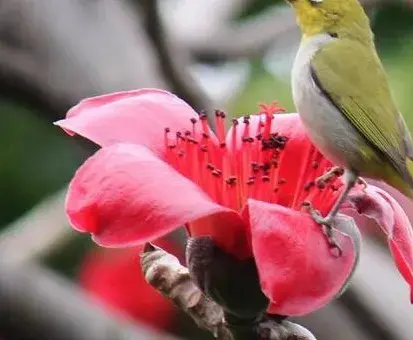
[55,89,413,316]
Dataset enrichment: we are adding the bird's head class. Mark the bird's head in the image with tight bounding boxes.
[285,0,372,40]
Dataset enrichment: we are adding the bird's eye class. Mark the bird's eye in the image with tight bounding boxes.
[309,0,323,5]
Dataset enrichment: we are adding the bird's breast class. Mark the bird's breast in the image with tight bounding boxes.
[291,34,375,170]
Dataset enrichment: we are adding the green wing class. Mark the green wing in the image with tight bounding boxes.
[311,39,412,172]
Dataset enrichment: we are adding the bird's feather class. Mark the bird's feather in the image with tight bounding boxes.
[310,38,413,181]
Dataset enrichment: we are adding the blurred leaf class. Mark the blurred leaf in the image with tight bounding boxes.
[373,3,413,57]
[43,235,94,278]
[236,0,284,20]
[0,100,83,228]
[228,63,294,117]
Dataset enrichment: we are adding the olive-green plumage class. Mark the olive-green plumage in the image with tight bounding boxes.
[312,38,413,197]
[288,0,413,200]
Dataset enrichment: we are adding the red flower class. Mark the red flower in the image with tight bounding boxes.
[78,241,177,330]
[56,89,413,316]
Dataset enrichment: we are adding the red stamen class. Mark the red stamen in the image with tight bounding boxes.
[215,110,226,144]
[163,104,341,218]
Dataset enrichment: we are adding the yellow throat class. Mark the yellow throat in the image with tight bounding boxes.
[287,0,373,41]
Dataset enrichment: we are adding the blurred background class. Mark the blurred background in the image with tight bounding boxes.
[0,0,412,339]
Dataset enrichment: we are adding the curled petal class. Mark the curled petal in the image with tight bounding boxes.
[248,199,357,316]
[55,89,216,157]
[347,186,413,300]
[66,143,240,248]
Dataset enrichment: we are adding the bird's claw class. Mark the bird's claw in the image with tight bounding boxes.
[302,202,343,257]
[322,225,343,257]
[315,166,344,189]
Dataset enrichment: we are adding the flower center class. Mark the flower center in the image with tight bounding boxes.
[164,103,344,213]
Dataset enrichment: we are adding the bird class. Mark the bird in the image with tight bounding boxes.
[287,0,413,250]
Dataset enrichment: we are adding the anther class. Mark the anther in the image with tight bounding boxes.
[317,182,326,189]
[261,133,288,151]
[262,175,270,182]
[225,176,237,185]
[336,168,345,176]
[215,109,226,118]
[199,112,208,120]
[164,127,170,133]
[261,163,271,172]
[312,161,319,169]
[304,181,315,191]
[187,137,198,144]
[220,142,226,148]
[212,170,222,177]
[251,162,260,173]
[232,118,239,126]
[278,178,286,185]
[206,163,215,170]
[190,118,197,124]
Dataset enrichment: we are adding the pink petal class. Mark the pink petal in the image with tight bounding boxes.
[67,143,240,248]
[347,186,413,300]
[248,199,357,316]
[368,180,413,221]
[55,89,216,157]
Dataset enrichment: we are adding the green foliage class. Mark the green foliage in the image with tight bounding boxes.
[43,235,94,278]
[236,0,283,20]
[229,63,294,117]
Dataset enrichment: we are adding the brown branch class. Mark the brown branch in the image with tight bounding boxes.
[141,243,230,338]
[139,0,216,128]
[141,244,317,340]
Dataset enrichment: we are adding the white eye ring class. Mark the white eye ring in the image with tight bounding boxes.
[309,0,323,4]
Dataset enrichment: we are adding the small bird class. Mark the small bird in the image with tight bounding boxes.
[287,0,413,248]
